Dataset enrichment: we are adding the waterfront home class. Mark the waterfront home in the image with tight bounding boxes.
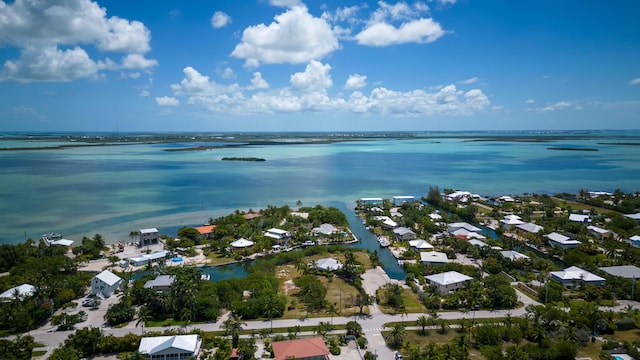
[429,212,443,221]
[139,228,159,246]
[194,225,215,239]
[568,214,591,223]
[586,225,612,240]
[264,228,291,241]
[409,239,434,251]
[48,238,74,247]
[0,284,35,301]
[546,232,582,249]
[550,266,605,289]
[420,251,448,265]
[393,227,416,241]
[447,222,481,234]
[272,337,330,360]
[500,214,524,230]
[360,197,383,206]
[144,275,176,293]
[129,250,170,267]
[315,258,343,271]
[500,250,530,262]
[373,216,397,229]
[91,270,122,298]
[624,213,640,223]
[452,228,486,240]
[230,238,254,249]
[468,239,488,248]
[516,222,544,234]
[312,223,337,236]
[393,195,415,205]
[599,265,640,280]
[425,271,473,295]
[138,334,201,360]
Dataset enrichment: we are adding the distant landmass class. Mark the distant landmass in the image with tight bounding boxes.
[221,157,266,162]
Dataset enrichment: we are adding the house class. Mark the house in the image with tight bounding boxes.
[264,228,291,241]
[129,250,170,267]
[500,215,524,230]
[48,238,74,247]
[425,271,473,295]
[393,196,415,205]
[546,232,581,249]
[624,213,640,223]
[393,227,416,241]
[468,239,488,247]
[139,228,159,246]
[452,228,486,240]
[568,214,591,223]
[447,222,481,234]
[312,223,337,236]
[0,284,35,301]
[516,222,544,234]
[373,216,397,229]
[144,275,176,293]
[91,270,122,298]
[230,238,254,249]
[586,225,612,239]
[550,266,605,288]
[599,265,640,280]
[271,337,330,360]
[629,235,640,248]
[194,225,216,239]
[138,334,201,360]
[420,251,448,265]
[408,239,434,251]
[315,258,343,271]
[429,212,443,221]
[498,195,515,203]
[360,197,383,206]
[500,250,530,262]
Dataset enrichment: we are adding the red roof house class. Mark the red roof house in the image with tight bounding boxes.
[271,337,330,360]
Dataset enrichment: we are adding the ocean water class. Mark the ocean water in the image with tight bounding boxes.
[1,132,639,245]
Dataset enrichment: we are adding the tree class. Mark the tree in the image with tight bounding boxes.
[107,255,119,268]
[427,186,442,205]
[387,323,406,347]
[315,321,333,338]
[129,231,139,244]
[135,306,151,334]
[223,314,246,348]
[416,314,430,335]
[346,321,363,337]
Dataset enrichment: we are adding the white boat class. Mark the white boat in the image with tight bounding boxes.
[378,237,390,247]
[200,274,211,281]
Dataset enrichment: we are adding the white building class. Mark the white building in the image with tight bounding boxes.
[0,284,35,301]
[360,197,383,206]
[315,258,343,271]
[425,271,473,295]
[139,228,159,246]
[129,250,170,267]
[138,334,202,360]
[264,228,291,241]
[452,228,486,240]
[144,275,176,293]
[500,215,524,229]
[393,227,416,241]
[408,239,434,251]
[420,251,448,265]
[568,214,591,223]
[393,196,415,205]
[500,250,530,262]
[516,222,544,234]
[546,232,581,249]
[629,235,640,248]
[312,223,337,236]
[586,225,612,239]
[550,266,605,288]
[91,270,122,298]
[447,222,481,234]
[230,238,254,249]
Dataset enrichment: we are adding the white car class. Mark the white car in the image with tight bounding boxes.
[395,352,403,360]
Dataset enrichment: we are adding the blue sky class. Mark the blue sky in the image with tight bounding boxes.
[1,0,639,132]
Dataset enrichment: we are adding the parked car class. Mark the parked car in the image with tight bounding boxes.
[395,352,403,360]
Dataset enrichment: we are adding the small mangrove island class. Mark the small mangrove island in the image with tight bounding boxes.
[221,157,266,161]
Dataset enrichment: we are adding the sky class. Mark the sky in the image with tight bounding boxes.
[0,0,639,132]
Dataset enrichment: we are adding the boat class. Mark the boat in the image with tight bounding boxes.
[201,274,211,281]
[378,236,390,247]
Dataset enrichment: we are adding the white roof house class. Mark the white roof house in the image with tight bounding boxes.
[429,212,443,220]
[49,238,74,246]
[468,239,488,247]
[586,225,611,239]
[312,223,337,235]
[599,265,640,279]
[447,222,481,234]
[500,250,530,261]
[516,222,544,234]
[501,215,524,228]
[629,235,640,248]
[452,228,486,240]
[315,258,343,271]
[408,239,434,250]
[425,271,473,295]
[144,275,176,291]
[264,228,290,240]
[550,266,605,288]
[420,251,448,265]
[91,270,122,298]
[569,214,591,223]
[231,238,254,248]
[546,232,581,249]
[393,196,415,205]
[138,334,202,360]
[624,213,640,222]
[0,284,36,301]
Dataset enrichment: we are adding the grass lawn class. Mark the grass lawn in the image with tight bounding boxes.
[205,252,239,266]
[377,287,425,314]
[382,329,484,359]
[576,340,605,359]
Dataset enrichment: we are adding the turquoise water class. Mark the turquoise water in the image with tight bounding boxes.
[1,132,640,245]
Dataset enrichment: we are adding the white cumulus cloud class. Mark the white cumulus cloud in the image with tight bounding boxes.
[630,77,640,85]
[211,11,231,28]
[0,0,155,82]
[231,5,339,67]
[269,0,301,8]
[290,61,332,92]
[156,96,179,106]
[458,77,479,85]
[525,98,536,104]
[356,18,445,46]
[249,72,269,89]
[345,74,368,89]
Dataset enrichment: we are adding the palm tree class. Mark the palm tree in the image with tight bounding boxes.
[135,306,151,334]
[314,321,333,338]
[416,314,430,335]
[423,342,441,360]
[387,323,406,347]
[129,231,139,245]
[223,314,246,348]
[326,303,339,324]
[437,318,450,334]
